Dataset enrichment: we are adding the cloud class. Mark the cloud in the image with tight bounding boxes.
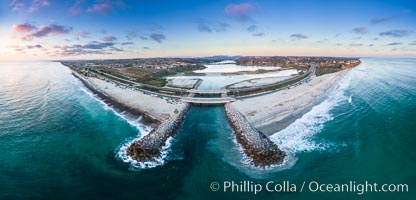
[247,25,257,32]
[26,44,43,49]
[12,23,36,33]
[252,32,264,37]
[143,47,150,50]
[21,36,33,41]
[28,0,50,12]
[379,29,410,37]
[121,42,134,45]
[150,33,166,43]
[196,21,212,32]
[98,29,107,34]
[218,22,230,32]
[409,41,416,45]
[101,35,117,41]
[126,31,138,40]
[195,20,230,33]
[31,24,72,38]
[370,16,394,24]
[75,31,89,38]
[387,42,402,45]
[11,2,24,12]
[11,0,50,13]
[56,41,122,56]
[12,23,71,41]
[69,0,83,15]
[224,3,254,22]
[350,43,363,46]
[87,3,113,14]
[352,27,368,34]
[140,36,148,40]
[316,38,329,43]
[290,33,308,40]
[78,41,115,49]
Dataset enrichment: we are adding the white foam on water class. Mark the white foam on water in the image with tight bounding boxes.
[270,71,352,154]
[73,76,173,170]
[116,136,174,170]
[73,76,152,133]
[231,136,297,172]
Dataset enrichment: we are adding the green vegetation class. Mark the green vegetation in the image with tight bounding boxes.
[136,77,167,87]
[104,65,205,87]
[315,64,343,76]
[282,64,310,71]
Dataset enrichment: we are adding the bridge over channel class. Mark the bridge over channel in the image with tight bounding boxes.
[180,96,235,104]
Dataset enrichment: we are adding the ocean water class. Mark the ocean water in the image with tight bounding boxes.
[0,58,415,199]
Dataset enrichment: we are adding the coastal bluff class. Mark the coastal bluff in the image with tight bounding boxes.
[224,103,286,167]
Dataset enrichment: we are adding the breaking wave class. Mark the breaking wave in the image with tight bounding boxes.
[270,71,352,154]
[73,76,170,170]
[116,136,174,170]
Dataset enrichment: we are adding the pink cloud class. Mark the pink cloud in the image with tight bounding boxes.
[69,0,83,15]
[12,23,37,33]
[224,3,254,21]
[10,0,50,13]
[75,31,89,38]
[21,36,33,41]
[28,0,50,12]
[30,24,72,37]
[11,2,24,12]
[101,35,117,41]
[87,3,113,14]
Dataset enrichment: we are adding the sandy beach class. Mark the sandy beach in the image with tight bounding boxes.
[230,69,350,135]
[84,76,187,122]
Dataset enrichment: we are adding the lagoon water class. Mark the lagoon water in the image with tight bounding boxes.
[0,58,415,199]
[168,62,298,90]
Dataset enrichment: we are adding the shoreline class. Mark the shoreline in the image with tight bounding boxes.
[69,68,190,164]
[231,68,353,136]
[257,91,327,136]
[71,71,160,127]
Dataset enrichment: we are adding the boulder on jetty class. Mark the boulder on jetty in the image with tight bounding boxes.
[127,104,190,162]
[224,103,286,167]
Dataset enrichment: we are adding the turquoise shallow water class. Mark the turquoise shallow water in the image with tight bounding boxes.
[0,58,415,199]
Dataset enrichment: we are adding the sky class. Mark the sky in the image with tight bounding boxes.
[1,0,415,60]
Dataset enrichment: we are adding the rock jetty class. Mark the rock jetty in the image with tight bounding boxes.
[127,104,190,162]
[224,103,286,167]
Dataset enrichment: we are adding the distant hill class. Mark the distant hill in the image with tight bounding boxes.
[197,55,241,61]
